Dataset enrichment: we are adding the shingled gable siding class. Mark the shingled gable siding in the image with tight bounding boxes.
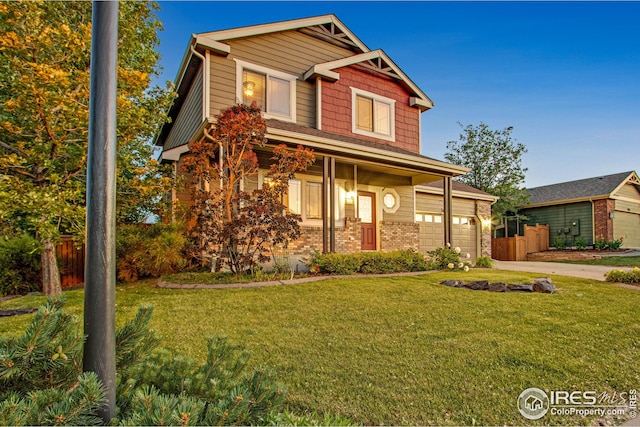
[321,65,421,154]
[208,30,355,126]
[165,66,203,150]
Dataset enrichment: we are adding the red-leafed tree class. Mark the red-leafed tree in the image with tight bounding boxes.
[181,104,315,273]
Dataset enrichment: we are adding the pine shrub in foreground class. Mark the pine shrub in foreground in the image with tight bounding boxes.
[0,297,286,425]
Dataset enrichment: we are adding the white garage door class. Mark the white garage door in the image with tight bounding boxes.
[613,211,640,248]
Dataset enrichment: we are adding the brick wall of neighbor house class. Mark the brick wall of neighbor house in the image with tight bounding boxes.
[477,200,492,257]
[321,65,421,154]
[380,221,419,251]
[594,199,615,241]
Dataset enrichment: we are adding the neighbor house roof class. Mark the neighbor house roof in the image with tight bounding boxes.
[524,171,640,208]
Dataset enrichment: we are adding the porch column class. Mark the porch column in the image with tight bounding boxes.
[322,156,336,253]
[444,176,453,246]
[330,157,336,253]
[322,156,329,253]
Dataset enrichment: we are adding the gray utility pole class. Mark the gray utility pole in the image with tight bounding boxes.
[83,1,119,422]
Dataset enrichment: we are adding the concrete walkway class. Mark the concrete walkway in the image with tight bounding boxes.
[492,259,636,282]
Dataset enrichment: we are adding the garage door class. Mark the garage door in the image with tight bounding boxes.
[417,213,477,259]
[613,211,640,248]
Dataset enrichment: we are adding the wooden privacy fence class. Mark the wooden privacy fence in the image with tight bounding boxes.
[491,224,550,261]
[524,224,549,253]
[492,235,527,261]
[56,236,85,288]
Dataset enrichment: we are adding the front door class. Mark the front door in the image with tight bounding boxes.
[358,191,376,250]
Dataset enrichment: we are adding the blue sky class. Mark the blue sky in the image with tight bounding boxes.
[154,1,640,188]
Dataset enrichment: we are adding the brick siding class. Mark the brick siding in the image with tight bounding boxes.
[593,199,615,241]
[380,221,419,252]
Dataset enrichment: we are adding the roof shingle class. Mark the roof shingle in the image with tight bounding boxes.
[526,171,634,205]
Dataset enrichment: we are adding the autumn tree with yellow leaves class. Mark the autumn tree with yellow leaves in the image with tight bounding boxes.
[0,2,175,295]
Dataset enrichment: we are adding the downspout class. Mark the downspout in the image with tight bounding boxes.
[190,44,206,122]
[590,198,595,245]
[316,77,322,130]
[191,45,220,190]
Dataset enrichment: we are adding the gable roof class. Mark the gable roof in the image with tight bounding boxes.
[195,14,369,53]
[524,171,640,207]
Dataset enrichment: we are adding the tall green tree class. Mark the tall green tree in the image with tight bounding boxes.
[0,1,175,295]
[445,122,529,220]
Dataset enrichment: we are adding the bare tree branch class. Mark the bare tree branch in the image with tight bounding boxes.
[0,140,29,158]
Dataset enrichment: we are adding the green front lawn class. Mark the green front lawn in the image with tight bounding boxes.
[1,271,639,426]
[553,255,640,267]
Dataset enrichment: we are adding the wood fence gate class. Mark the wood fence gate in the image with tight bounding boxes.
[491,224,549,261]
[56,236,85,288]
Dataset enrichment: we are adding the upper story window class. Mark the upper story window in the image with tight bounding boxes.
[351,87,395,142]
[235,59,297,123]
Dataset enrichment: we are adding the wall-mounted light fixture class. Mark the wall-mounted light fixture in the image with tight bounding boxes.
[344,191,356,204]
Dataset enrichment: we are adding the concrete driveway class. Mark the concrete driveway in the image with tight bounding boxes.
[492,259,636,282]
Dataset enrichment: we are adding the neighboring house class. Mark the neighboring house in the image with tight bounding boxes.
[521,171,640,248]
[155,14,497,264]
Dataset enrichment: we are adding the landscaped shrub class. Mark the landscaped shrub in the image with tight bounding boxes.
[0,235,42,296]
[307,249,428,275]
[553,236,566,250]
[425,245,470,271]
[605,267,640,284]
[474,256,493,268]
[307,251,362,275]
[116,223,188,282]
[359,250,428,274]
[0,297,286,426]
[609,238,624,250]
[595,238,624,251]
[574,236,587,251]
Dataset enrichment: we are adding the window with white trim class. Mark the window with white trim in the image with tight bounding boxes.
[351,87,395,141]
[235,59,297,122]
[259,172,345,224]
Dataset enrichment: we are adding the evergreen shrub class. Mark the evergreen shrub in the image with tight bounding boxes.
[0,297,286,425]
[0,235,42,296]
[116,223,188,282]
[474,256,493,268]
[307,249,427,275]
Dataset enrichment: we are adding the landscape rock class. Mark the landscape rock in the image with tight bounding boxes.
[532,277,556,294]
[488,282,507,292]
[507,283,534,292]
[464,280,489,291]
[440,280,465,288]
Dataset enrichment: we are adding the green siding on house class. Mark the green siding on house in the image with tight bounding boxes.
[522,201,594,246]
[165,66,203,150]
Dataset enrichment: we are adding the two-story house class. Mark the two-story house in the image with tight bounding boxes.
[155,14,497,266]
